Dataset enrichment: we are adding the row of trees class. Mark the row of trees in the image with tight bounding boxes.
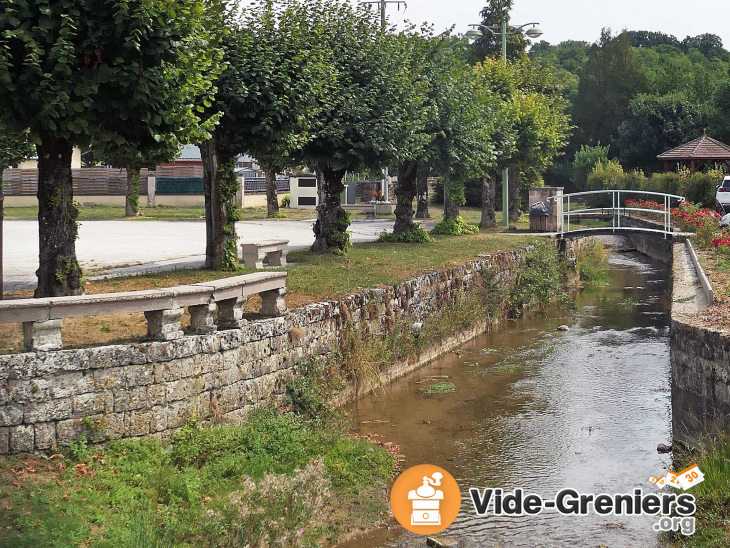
[0,0,570,298]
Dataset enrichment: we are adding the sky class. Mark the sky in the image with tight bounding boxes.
[346,0,730,47]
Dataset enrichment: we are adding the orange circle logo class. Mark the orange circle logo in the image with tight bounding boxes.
[390,464,461,535]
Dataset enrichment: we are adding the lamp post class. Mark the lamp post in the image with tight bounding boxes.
[466,21,543,227]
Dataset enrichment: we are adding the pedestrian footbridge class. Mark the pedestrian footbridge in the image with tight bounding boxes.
[546,190,691,240]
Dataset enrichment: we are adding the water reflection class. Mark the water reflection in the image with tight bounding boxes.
[344,252,672,547]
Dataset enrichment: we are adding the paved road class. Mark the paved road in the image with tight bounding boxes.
[3,218,403,291]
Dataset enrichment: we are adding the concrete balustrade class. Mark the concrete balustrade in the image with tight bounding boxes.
[0,272,287,352]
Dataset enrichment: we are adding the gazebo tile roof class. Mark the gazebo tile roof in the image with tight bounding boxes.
[657,134,730,160]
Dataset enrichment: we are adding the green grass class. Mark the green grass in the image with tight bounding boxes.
[283,233,539,302]
[576,241,611,285]
[667,434,730,547]
[0,408,395,548]
[424,382,456,394]
[2,205,317,222]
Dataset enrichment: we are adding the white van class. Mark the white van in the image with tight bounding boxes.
[717,176,730,214]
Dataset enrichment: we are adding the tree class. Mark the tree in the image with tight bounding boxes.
[0,129,34,299]
[471,0,528,62]
[0,0,222,296]
[299,1,429,252]
[229,0,333,219]
[573,30,647,149]
[627,31,681,49]
[682,34,727,60]
[615,93,710,174]
[571,144,610,190]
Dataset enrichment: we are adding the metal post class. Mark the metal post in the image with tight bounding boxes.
[567,196,570,232]
[501,19,509,228]
[617,190,621,229]
[380,0,386,27]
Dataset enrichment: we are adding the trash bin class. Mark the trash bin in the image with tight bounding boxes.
[530,201,549,232]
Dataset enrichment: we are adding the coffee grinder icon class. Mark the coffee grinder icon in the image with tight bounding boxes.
[408,472,444,525]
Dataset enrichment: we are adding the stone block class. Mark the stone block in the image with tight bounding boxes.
[34,422,56,450]
[24,398,72,423]
[93,367,126,390]
[142,341,178,363]
[219,329,243,350]
[217,297,247,330]
[9,424,34,452]
[22,319,63,352]
[145,308,184,341]
[147,384,166,407]
[124,409,151,437]
[56,418,83,446]
[0,405,23,426]
[126,364,154,387]
[165,378,195,402]
[0,427,8,453]
[72,392,114,417]
[113,386,149,412]
[149,405,168,433]
[189,304,217,335]
[167,400,194,429]
[49,371,94,399]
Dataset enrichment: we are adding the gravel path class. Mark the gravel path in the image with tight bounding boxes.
[3,218,406,291]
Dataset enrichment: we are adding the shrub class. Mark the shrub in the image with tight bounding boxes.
[576,242,610,285]
[510,242,568,315]
[586,160,624,208]
[673,202,722,249]
[281,194,291,208]
[571,144,610,191]
[685,171,723,207]
[378,227,434,243]
[268,211,287,219]
[644,171,684,196]
[430,216,479,236]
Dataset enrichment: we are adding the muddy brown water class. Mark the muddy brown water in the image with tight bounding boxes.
[343,251,673,547]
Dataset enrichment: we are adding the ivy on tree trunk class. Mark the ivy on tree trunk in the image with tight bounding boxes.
[508,166,521,223]
[480,174,497,229]
[124,162,141,217]
[415,166,430,219]
[311,162,349,253]
[35,139,83,298]
[444,184,461,222]
[393,160,418,235]
[201,135,240,270]
[263,163,280,217]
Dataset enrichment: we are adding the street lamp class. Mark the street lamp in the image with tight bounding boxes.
[467,21,543,227]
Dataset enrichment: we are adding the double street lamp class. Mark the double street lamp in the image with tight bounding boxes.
[466,21,543,227]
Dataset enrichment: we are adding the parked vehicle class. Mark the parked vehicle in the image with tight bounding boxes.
[721,213,730,228]
[717,176,730,215]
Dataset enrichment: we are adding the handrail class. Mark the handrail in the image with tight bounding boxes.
[0,271,288,352]
[546,189,686,239]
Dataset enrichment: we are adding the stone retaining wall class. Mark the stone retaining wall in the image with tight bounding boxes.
[670,242,730,445]
[0,249,526,453]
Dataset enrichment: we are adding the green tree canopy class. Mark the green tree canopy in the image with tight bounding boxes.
[572,29,648,149]
[615,93,710,174]
[0,0,222,296]
[471,0,529,62]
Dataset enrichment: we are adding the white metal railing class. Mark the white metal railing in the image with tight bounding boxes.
[546,190,685,239]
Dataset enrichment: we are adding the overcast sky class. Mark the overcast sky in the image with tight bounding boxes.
[275,0,730,47]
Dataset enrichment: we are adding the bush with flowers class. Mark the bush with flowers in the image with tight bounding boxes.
[672,202,722,249]
[368,190,392,204]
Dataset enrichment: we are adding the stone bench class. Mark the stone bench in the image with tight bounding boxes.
[0,272,287,352]
[241,240,289,269]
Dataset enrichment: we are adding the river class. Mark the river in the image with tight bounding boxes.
[344,250,673,547]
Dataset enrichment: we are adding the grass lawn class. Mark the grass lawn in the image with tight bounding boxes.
[0,408,396,548]
[0,230,539,353]
[2,204,318,222]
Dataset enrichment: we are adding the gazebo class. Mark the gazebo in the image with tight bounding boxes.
[657,134,730,174]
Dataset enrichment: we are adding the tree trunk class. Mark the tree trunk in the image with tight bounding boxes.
[480,173,497,229]
[311,162,348,252]
[263,163,280,217]
[0,168,4,300]
[444,183,460,222]
[509,166,521,223]
[415,166,430,219]
[35,139,83,298]
[201,136,239,270]
[124,162,141,217]
[393,160,418,234]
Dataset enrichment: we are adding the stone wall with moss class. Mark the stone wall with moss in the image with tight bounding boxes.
[0,249,528,454]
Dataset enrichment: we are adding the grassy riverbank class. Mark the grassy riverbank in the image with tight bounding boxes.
[667,434,730,547]
[0,408,395,548]
[0,233,538,353]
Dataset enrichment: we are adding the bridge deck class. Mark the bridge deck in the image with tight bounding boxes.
[560,227,693,240]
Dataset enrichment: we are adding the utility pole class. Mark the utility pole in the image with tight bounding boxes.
[359,1,406,201]
[359,1,407,29]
